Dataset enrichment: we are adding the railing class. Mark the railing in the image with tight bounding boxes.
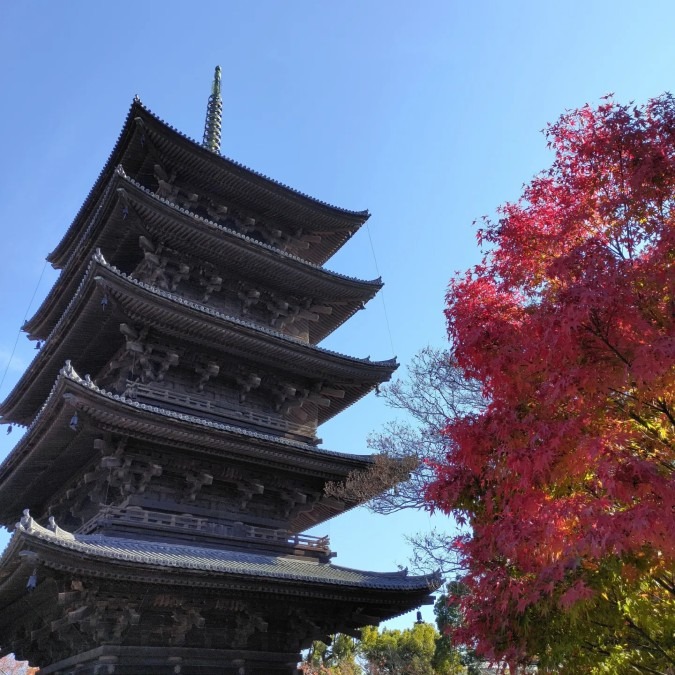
[77,505,331,554]
[133,383,316,439]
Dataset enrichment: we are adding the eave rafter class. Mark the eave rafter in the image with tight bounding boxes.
[2,514,442,600]
[49,100,370,271]
[27,170,381,343]
[2,252,396,427]
[134,108,369,265]
[0,517,439,667]
[0,362,376,528]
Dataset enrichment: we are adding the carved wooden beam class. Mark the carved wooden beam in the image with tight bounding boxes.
[231,609,268,648]
[235,479,265,508]
[136,235,191,292]
[235,370,261,403]
[184,471,213,501]
[154,163,179,201]
[198,267,223,301]
[237,283,261,315]
[106,456,163,496]
[177,189,199,211]
[206,200,229,223]
[195,361,219,392]
[106,325,181,387]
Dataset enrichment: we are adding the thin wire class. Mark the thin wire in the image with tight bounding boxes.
[0,259,49,396]
[365,222,396,356]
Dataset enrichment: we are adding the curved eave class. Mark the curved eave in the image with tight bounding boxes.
[1,255,122,425]
[25,170,141,338]
[99,260,396,429]
[136,103,369,265]
[98,257,395,375]
[27,170,381,342]
[119,173,380,343]
[48,100,143,268]
[0,365,376,528]
[49,100,369,269]
[3,520,442,601]
[3,255,396,425]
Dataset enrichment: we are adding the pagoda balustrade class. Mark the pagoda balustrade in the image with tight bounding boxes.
[76,505,332,555]
[129,381,318,439]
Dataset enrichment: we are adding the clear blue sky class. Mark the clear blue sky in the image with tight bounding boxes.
[1,0,675,630]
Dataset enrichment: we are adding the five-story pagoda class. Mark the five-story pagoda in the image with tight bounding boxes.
[0,68,440,675]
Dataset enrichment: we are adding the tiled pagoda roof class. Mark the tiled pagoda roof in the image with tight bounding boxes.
[49,100,370,270]
[2,252,396,426]
[0,363,374,529]
[25,170,381,342]
[4,514,442,596]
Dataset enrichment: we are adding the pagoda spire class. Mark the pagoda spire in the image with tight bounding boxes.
[202,65,223,153]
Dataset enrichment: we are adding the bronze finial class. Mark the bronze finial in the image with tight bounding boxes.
[202,66,223,153]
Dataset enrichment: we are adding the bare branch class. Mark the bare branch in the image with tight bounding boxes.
[324,346,483,574]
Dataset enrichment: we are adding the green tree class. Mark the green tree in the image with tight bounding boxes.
[360,623,466,675]
[302,623,467,675]
[434,584,485,675]
[301,634,363,675]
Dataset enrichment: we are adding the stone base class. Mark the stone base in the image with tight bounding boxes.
[38,645,301,675]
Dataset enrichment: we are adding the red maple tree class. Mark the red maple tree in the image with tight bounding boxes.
[428,95,675,671]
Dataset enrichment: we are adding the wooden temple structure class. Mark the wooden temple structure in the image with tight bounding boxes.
[0,67,440,674]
